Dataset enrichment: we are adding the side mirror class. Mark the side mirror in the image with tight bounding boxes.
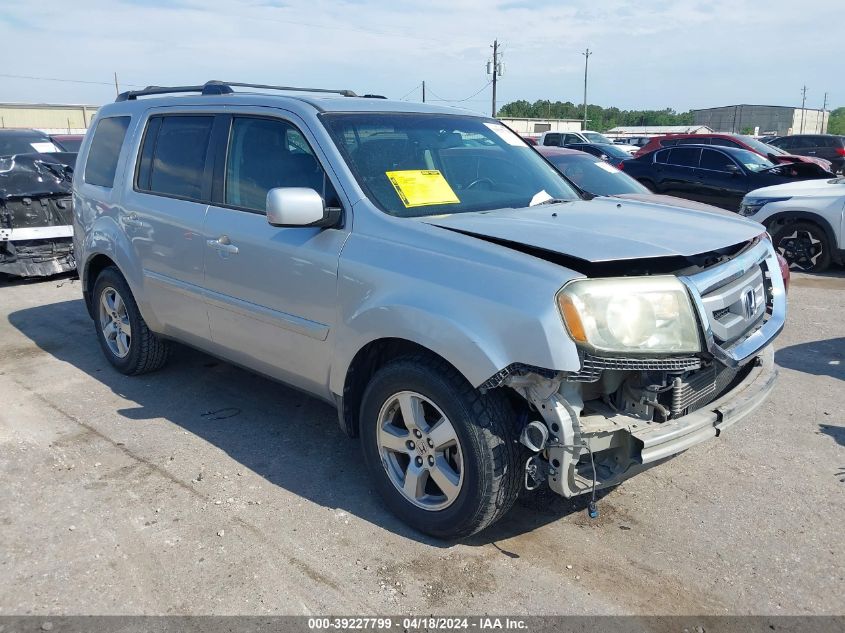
[725,164,741,175]
[266,187,341,228]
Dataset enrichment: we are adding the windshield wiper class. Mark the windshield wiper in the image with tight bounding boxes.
[530,198,571,206]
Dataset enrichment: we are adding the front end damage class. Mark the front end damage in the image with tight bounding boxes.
[0,154,76,278]
[489,237,785,498]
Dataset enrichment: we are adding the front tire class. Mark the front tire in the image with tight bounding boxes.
[360,355,521,539]
[771,221,831,273]
[92,266,170,375]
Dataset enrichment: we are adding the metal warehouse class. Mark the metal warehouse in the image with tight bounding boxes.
[0,102,99,134]
[692,104,829,136]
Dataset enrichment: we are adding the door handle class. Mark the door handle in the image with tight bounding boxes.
[206,235,239,255]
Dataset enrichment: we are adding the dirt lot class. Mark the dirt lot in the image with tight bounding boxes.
[0,271,843,616]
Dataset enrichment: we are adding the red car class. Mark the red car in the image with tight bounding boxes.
[633,133,832,171]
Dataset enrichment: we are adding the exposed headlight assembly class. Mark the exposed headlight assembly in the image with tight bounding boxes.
[739,196,791,217]
[557,276,701,354]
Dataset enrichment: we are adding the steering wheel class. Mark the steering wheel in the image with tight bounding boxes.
[465,177,495,190]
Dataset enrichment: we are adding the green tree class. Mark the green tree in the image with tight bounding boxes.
[828,107,845,135]
[497,99,693,131]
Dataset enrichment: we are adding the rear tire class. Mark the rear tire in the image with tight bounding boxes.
[360,354,521,539]
[771,221,831,273]
[92,266,170,375]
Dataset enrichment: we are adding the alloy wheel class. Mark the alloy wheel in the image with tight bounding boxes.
[376,391,464,511]
[98,286,132,358]
[777,229,823,271]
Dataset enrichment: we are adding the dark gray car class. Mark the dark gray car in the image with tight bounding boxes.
[768,134,845,174]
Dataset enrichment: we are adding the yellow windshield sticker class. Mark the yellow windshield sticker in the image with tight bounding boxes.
[385,170,460,208]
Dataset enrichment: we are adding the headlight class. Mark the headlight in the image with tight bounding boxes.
[557,276,701,354]
[739,196,791,217]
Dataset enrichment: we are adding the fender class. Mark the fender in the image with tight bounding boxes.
[329,298,580,398]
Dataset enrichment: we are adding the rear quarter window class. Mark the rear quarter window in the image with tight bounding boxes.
[84,116,131,188]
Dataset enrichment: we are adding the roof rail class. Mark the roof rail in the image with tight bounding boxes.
[115,80,358,102]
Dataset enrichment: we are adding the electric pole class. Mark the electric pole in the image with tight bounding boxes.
[114,72,120,97]
[422,81,425,103]
[582,49,592,131]
[800,85,807,133]
[488,40,503,117]
[821,91,828,133]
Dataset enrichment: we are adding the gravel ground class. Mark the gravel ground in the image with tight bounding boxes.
[0,270,842,616]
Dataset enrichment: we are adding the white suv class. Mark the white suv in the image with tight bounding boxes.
[740,177,845,272]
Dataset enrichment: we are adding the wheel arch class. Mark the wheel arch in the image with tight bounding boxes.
[82,253,119,318]
[762,211,837,248]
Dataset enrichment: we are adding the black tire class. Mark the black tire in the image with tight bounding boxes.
[360,354,522,539]
[92,266,170,375]
[771,221,831,273]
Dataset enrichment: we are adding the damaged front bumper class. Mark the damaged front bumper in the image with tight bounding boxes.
[539,344,777,498]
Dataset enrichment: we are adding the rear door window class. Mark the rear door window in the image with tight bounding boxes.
[136,115,214,201]
[543,133,561,146]
[84,116,131,188]
[667,147,701,168]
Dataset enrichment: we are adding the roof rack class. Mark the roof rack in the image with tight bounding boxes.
[115,80,359,102]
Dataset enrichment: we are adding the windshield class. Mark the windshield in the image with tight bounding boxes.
[321,113,580,217]
[0,134,60,156]
[732,148,775,172]
[736,134,784,156]
[588,143,631,160]
[582,131,613,144]
[545,153,649,196]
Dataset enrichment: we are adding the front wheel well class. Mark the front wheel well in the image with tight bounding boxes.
[763,213,836,247]
[339,337,531,439]
[341,339,450,437]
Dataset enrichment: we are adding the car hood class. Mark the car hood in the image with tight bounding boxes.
[747,177,845,199]
[613,193,738,217]
[420,197,763,263]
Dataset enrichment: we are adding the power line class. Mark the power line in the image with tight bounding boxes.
[0,73,145,89]
[398,83,422,101]
[426,81,492,103]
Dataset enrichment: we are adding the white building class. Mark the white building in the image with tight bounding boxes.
[499,117,584,135]
[606,125,714,138]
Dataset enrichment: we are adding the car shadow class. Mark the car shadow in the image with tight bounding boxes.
[8,298,591,546]
[774,337,844,381]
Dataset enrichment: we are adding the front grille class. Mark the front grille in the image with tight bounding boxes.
[567,353,701,382]
[699,264,767,345]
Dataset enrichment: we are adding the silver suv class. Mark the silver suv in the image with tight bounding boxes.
[73,81,786,538]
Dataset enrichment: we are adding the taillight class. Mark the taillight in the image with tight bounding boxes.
[835,147,845,157]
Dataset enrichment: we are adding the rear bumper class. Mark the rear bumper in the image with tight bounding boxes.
[631,345,776,464]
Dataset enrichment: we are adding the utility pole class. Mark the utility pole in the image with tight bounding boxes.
[799,85,807,133]
[422,80,425,103]
[114,72,120,97]
[820,91,828,133]
[582,48,592,131]
[487,40,503,117]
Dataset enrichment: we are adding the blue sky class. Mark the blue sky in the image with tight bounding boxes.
[0,0,840,114]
